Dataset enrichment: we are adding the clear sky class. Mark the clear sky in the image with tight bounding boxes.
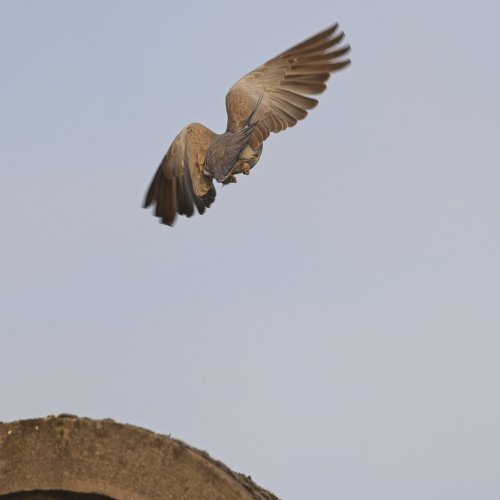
[1,1,499,499]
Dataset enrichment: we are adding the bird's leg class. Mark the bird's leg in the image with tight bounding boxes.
[222,175,237,185]
[241,161,251,175]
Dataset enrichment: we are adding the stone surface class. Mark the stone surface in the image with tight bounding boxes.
[0,415,278,500]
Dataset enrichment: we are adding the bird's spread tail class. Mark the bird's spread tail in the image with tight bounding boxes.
[205,95,264,183]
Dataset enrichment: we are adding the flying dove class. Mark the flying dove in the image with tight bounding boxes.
[143,23,351,226]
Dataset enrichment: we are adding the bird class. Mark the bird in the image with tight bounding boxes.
[143,23,351,226]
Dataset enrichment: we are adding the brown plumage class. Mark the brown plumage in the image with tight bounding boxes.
[143,23,351,226]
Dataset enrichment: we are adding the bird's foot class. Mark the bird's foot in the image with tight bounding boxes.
[222,175,237,185]
[241,161,251,175]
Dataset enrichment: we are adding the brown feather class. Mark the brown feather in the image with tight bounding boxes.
[143,124,217,226]
[225,23,351,150]
[144,22,351,227]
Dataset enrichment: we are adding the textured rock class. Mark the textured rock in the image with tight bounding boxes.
[0,415,278,500]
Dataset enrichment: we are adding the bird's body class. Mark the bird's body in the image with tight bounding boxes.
[144,23,351,226]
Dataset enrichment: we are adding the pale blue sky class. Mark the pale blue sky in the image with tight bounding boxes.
[1,1,499,499]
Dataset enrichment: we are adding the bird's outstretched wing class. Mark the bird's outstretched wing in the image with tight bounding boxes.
[225,23,351,150]
[143,124,216,226]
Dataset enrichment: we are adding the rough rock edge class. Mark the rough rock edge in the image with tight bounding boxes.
[0,414,279,500]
